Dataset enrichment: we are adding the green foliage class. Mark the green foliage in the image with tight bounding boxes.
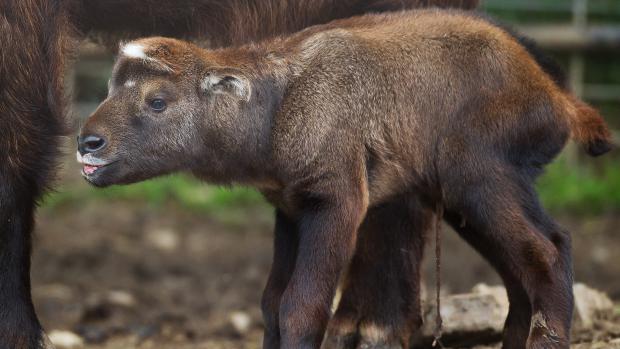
[42,156,620,218]
[483,0,620,24]
[537,156,620,214]
[42,174,272,225]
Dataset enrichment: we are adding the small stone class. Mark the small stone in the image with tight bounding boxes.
[229,311,252,335]
[33,284,74,300]
[106,290,136,307]
[133,324,159,341]
[76,325,108,344]
[48,330,84,348]
[146,228,180,251]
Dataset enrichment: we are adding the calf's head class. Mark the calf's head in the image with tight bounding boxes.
[77,37,252,187]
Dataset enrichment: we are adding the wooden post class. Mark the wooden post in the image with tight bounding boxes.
[567,0,589,165]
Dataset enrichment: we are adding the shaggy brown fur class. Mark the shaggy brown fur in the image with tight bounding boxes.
[1,1,479,349]
[0,2,75,348]
[77,10,612,349]
[71,0,480,48]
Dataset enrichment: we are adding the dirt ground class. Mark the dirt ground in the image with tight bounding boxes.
[31,155,620,348]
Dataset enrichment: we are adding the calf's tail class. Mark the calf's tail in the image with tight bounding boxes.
[507,23,614,157]
[564,94,614,156]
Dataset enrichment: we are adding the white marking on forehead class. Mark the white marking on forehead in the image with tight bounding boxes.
[124,80,136,87]
[122,43,147,59]
[120,42,174,73]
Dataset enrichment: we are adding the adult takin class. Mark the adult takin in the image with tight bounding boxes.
[77,9,613,349]
[0,1,479,348]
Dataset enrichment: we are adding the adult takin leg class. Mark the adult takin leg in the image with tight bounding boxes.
[0,179,54,349]
[0,1,72,348]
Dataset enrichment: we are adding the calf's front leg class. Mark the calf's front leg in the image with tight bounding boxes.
[262,210,299,349]
[278,190,367,349]
[326,195,432,349]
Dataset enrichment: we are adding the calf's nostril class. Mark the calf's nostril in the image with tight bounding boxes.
[79,135,107,154]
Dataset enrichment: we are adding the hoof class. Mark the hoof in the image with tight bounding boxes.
[526,313,569,349]
[527,330,568,349]
[323,318,359,349]
[322,320,405,349]
[323,332,403,349]
[356,324,404,349]
[357,339,403,349]
[323,332,359,349]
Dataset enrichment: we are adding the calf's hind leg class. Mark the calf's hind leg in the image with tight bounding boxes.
[324,195,432,349]
[444,211,533,349]
[443,171,573,349]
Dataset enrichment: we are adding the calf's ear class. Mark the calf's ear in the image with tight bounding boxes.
[200,69,251,101]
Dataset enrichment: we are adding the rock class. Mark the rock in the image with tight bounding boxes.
[414,283,508,347]
[572,339,620,349]
[573,283,614,330]
[413,283,615,348]
[229,311,252,335]
[48,330,84,348]
[471,283,509,305]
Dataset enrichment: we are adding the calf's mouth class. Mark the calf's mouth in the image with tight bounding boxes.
[76,151,117,179]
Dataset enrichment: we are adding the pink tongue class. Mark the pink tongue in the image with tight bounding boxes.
[84,165,98,175]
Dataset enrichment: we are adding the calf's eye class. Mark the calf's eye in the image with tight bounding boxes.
[149,98,167,112]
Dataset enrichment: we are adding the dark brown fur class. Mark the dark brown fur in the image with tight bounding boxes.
[77,10,612,349]
[1,1,480,349]
[0,2,74,348]
[71,0,480,48]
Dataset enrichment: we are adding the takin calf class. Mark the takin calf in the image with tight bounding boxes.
[77,9,612,349]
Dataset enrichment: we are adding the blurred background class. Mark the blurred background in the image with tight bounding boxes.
[33,0,619,348]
